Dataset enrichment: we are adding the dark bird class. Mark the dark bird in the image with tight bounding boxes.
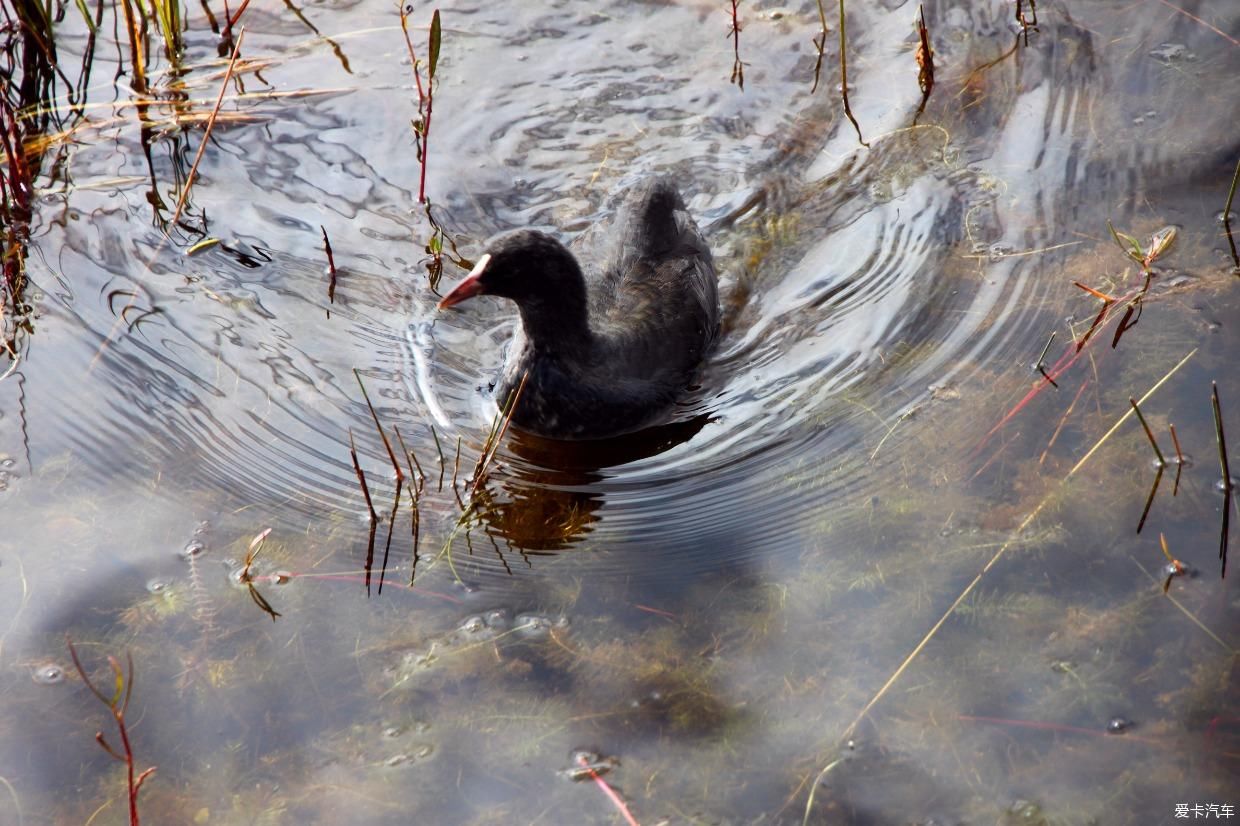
[439,177,720,439]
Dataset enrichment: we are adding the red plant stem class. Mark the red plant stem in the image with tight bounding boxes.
[114,706,140,825]
[228,0,252,29]
[398,9,433,203]
[1071,281,1114,302]
[975,273,1153,456]
[419,83,432,204]
[578,755,640,826]
[958,714,1161,744]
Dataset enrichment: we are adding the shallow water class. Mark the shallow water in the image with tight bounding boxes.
[2,0,1238,823]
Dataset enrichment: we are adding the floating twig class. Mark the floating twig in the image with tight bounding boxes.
[1211,382,1231,577]
[322,226,338,307]
[1034,330,1058,387]
[1130,397,1166,467]
[66,639,157,825]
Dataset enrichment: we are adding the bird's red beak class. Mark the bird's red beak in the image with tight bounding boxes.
[438,254,492,309]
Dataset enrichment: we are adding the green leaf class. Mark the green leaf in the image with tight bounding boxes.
[428,9,441,81]
[73,0,99,33]
[1106,220,1144,263]
[108,656,125,708]
[1145,225,1177,263]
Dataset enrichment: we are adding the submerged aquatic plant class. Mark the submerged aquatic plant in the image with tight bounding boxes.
[66,639,157,826]
[232,527,282,620]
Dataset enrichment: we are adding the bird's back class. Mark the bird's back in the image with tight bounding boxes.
[591,178,719,379]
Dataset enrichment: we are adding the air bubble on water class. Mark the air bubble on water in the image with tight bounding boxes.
[562,750,618,781]
[181,541,206,560]
[1106,716,1133,733]
[515,613,554,638]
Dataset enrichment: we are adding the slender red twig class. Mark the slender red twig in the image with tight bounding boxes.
[400,8,440,203]
[577,754,640,826]
[958,714,1160,744]
[66,639,156,826]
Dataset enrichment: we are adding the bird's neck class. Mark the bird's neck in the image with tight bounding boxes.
[515,260,593,354]
[517,293,592,354]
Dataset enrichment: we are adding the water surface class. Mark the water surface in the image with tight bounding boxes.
[1,1,1237,823]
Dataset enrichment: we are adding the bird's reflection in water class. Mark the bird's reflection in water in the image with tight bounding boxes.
[468,413,713,557]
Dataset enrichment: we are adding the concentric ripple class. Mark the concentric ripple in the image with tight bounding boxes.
[16,0,1144,585]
